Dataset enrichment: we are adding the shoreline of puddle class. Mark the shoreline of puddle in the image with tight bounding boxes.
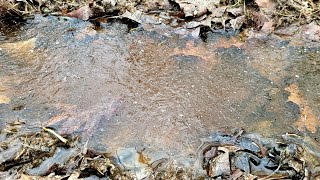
[0,15,320,179]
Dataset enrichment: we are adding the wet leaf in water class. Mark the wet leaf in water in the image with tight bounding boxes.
[45,98,121,140]
[285,84,319,133]
[27,147,76,176]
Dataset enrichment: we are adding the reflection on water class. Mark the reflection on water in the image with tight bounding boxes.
[0,16,319,162]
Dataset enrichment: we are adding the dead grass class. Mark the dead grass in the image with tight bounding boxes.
[274,0,320,26]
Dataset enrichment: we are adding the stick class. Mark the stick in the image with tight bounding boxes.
[43,127,68,144]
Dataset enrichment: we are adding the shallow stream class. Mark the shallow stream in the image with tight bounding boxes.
[0,16,319,170]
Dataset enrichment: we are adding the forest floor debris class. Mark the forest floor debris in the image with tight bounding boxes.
[1,0,320,41]
[1,120,319,179]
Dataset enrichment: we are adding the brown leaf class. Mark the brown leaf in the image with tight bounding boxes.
[175,0,218,17]
[260,20,274,33]
[67,6,92,20]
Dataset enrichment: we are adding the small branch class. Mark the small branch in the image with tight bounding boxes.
[43,127,68,144]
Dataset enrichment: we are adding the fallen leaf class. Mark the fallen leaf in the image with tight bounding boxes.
[175,1,204,17]
[186,21,201,29]
[260,20,274,33]
[209,146,230,177]
[230,15,246,30]
[227,7,243,16]
[231,168,244,179]
[191,27,201,38]
[255,0,276,10]
[67,6,92,20]
[102,0,117,6]
[45,98,121,140]
[301,22,320,42]
[175,0,219,17]
[211,6,227,18]
[121,10,143,23]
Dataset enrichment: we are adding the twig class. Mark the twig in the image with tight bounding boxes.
[43,127,68,144]
[116,150,126,170]
[260,163,282,180]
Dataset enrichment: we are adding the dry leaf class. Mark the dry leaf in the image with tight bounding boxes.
[230,15,246,30]
[121,10,143,23]
[211,6,227,18]
[67,6,92,20]
[301,22,320,42]
[261,20,274,33]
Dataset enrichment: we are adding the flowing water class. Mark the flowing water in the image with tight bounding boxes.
[0,16,319,167]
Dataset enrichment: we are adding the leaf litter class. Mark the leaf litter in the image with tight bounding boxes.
[1,119,320,179]
[1,0,320,41]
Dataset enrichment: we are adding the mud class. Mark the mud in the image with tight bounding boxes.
[0,15,320,178]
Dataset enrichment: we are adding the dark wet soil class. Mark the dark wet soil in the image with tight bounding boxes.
[0,15,320,178]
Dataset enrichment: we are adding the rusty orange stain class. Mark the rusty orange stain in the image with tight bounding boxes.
[214,36,244,49]
[138,152,151,165]
[285,84,319,133]
[171,40,217,65]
